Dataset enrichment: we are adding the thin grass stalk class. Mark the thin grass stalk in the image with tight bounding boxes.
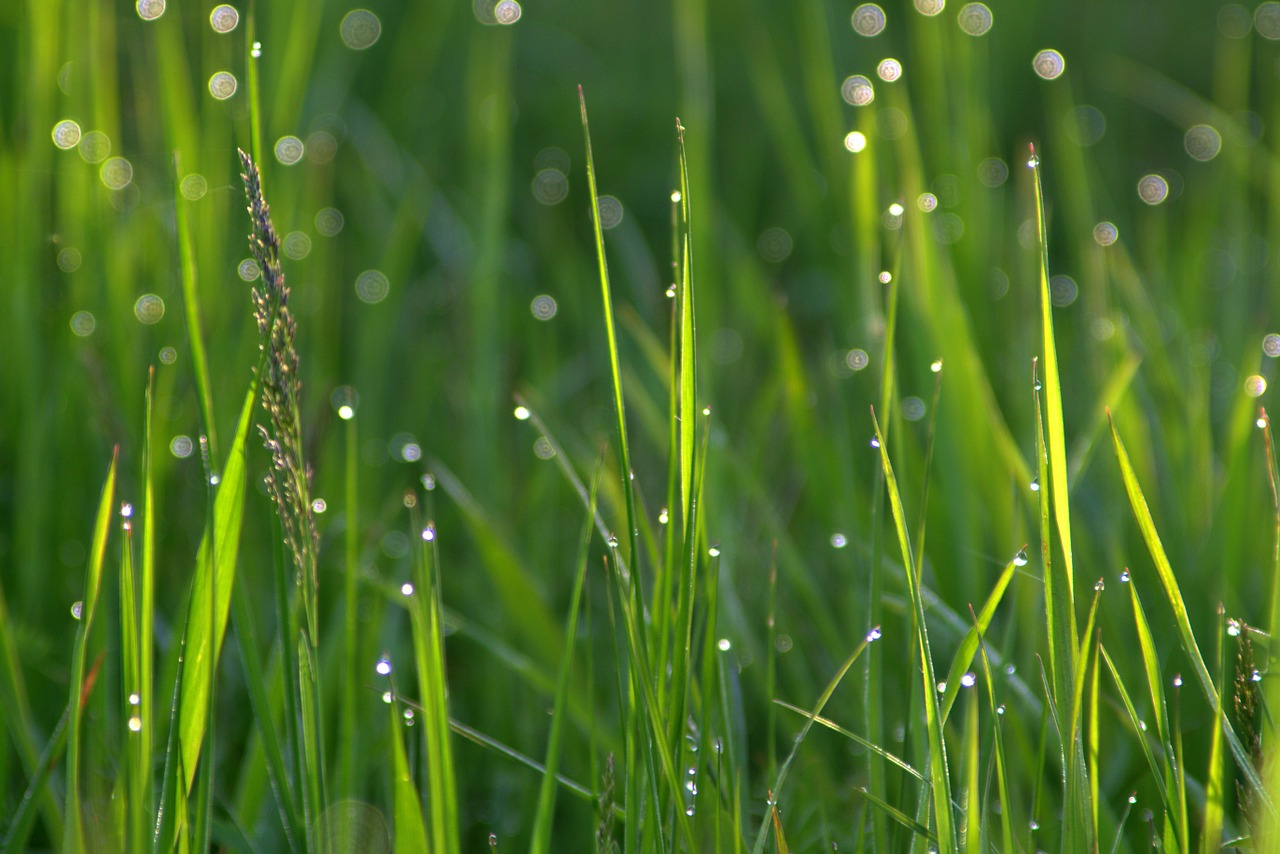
[409,519,460,854]
[118,487,144,853]
[1064,589,1101,852]
[139,369,157,849]
[1028,146,1078,614]
[340,412,360,806]
[1107,414,1273,813]
[974,632,1014,853]
[578,88,640,582]
[871,409,956,854]
[961,685,980,854]
[63,448,118,853]
[1200,608,1226,853]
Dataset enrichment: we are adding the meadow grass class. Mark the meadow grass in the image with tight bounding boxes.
[4,0,1280,851]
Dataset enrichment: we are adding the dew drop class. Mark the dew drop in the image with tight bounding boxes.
[869,436,880,449]
[1094,578,1105,592]
[878,271,892,284]
[936,681,947,693]
[495,0,522,24]
[1013,549,1028,566]
[717,638,731,651]
[658,508,669,524]
[128,716,143,732]
[311,498,327,513]
[1120,568,1131,582]
[1264,333,1280,357]
[422,473,436,490]
[532,169,569,205]
[422,524,436,542]
[375,656,392,676]
[208,71,238,100]
[1172,673,1182,687]
[71,601,83,620]
[70,310,95,337]
[401,582,414,596]
[1032,49,1065,80]
[876,58,902,83]
[917,192,938,212]
[914,0,944,15]
[996,704,1006,714]
[708,544,721,557]
[960,672,976,688]
[209,4,239,32]
[930,359,943,373]
[865,625,882,642]
[513,405,531,420]
[134,294,165,324]
[1245,375,1267,397]
[851,4,886,36]
[180,174,208,201]
[607,534,619,548]
[316,207,345,236]
[340,9,382,49]
[129,692,141,706]
[844,131,868,153]
[1252,669,1262,682]
[381,691,393,704]
[830,533,848,548]
[1029,476,1040,492]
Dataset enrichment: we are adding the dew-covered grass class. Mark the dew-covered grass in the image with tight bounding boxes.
[4,0,1280,851]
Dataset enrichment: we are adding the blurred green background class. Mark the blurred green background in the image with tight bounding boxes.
[4,0,1280,848]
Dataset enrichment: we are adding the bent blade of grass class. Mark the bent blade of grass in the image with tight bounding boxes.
[871,407,957,854]
[771,700,923,783]
[1,707,69,854]
[939,552,1021,725]
[531,471,598,854]
[64,448,118,853]
[447,717,604,805]
[1107,413,1273,814]
[853,785,938,846]
[178,383,256,794]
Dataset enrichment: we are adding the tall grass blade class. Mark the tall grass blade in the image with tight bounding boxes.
[1107,413,1273,813]
[177,385,256,793]
[939,553,1020,724]
[63,448,118,853]
[389,695,429,853]
[871,408,957,854]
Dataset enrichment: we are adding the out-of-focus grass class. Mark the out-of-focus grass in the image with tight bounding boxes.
[4,0,1280,850]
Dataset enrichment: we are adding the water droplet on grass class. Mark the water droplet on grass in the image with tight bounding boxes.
[134,294,165,324]
[597,195,624,229]
[960,672,976,687]
[533,437,555,459]
[170,435,193,458]
[78,131,110,163]
[869,436,880,449]
[136,0,165,20]
[311,498,327,513]
[851,4,886,36]
[69,310,95,337]
[421,524,436,541]
[708,545,721,557]
[1246,374,1268,397]
[340,9,382,49]
[128,716,143,732]
[718,638,731,651]
[71,601,83,619]
[1120,568,1131,582]
[1185,125,1222,161]
[658,508,669,524]
[830,533,848,548]
[532,168,568,205]
[208,71,238,100]
[957,3,993,35]
[375,656,392,676]
[606,534,619,548]
[1032,49,1065,79]
[355,270,390,304]
[1227,618,1241,636]
[1137,174,1169,205]
[1172,673,1182,687]
[52,119,81,149]
[513,406,531,420]
[210,4,239,32]
[841,75,875,106]
[401,582,414,596]
[866,626,882,642]
[1029,477,1040,492]
[902,397,926,421]
[1013,549,1028,566]
[877,58,902,82]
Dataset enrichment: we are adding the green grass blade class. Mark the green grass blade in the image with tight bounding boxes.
[1035,358,1077,707]
[1028,146,1076,608]
[871,408,956,854]
[389,695,429,854]
[1107,413,1273,814]
[579,86,640,573]
[63,448,118,853]
[178,383,256,794]
[961,686,980,854]
[771,700,923,783]
[1064,585,1101,852]
[410,517,459,854]
[340,412,360,804]
[939,553,1020,724]
[853,785,938,846]
[1200,609,1226,854]
[974,630,1014,854]
[139,368,157,851]
[1099,644,1172,814]
[531,472,598,854]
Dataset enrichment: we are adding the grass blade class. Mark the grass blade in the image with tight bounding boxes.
[389,694,429,853]
[177,384,256,794]
[939,552,1021,724]
[63,448,118,853]
[1107,413,1273,814]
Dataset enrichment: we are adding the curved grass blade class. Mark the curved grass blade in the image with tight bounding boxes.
[1,706,69,853]
[939,552,1021,724]
[853,785,938,846]
[1107,413,1274,814]
[63,448,117,853]
[771,700,923,782]
[389,694,429,853]
[1099,644,1172,815]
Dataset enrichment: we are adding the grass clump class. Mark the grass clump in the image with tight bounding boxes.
[6,2,1280,853]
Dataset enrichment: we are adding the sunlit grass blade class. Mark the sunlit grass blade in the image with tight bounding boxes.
[63,448,117,853]
[1029,146,1077,607]
[853,785,939,846]
[960,684,980,854]
[1107,413,1274,813]
[1034,357,1077,707]
[409,517,459,854]
[340,410,360,805]
[1099,644,1172,816]
[177,384,256,794]
[579,86,639,572]
[768,796,790,854]
[772,700,923,783]
[939,552,1020,724]
[1063,584,1101,852]
[119,484,143,853]
[531,471,598,854]
[446,716,604,805]
[389,694,429,853]
[870,407,956,854]
[973,625,1014,853]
